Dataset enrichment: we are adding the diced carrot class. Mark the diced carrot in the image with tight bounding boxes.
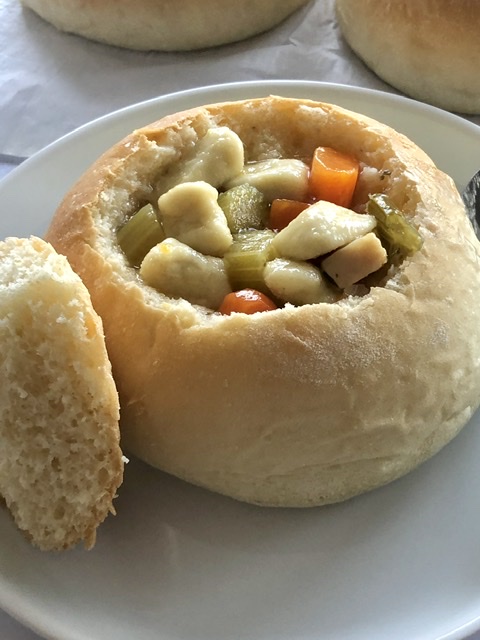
[268,199,310,231]
[309,146,359,208]
[218,289,278,315]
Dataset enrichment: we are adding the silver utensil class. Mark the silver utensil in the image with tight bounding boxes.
[462,168,480,238]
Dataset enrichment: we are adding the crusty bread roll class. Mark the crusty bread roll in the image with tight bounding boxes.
[20,0,310,51]
[0,236,124,550]
[45,96,480,507]
[336,0,480,114]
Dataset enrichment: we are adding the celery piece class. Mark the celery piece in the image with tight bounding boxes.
[223,229,277,294]
[117,203,165,267]
[218,184,269,233]
[367,193,423,257]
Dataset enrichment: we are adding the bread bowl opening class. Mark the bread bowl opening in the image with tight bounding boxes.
[93,103,424,318]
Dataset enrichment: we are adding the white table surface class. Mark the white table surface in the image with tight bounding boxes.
[1,0,479,637]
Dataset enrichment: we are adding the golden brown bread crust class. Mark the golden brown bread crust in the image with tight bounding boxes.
[20,0,310,51]
[336,0,480,114]
[45,96,480,506]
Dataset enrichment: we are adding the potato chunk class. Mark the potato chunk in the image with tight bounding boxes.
[264,258,339,305]
[322,232,388,289]
[158,181,232,257]
[140,238,231,309]
[272,200,376,260]
[226,159,309,203]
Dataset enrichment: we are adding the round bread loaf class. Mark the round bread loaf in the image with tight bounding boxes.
[336,0,480,115]
[20,0,310,51]
[45,96,480,507]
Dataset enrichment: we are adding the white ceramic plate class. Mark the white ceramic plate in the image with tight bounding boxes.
[1,81,480,640]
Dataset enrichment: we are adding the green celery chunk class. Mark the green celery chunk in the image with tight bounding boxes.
[367,193,423,257]
[223,229,277,294]
[218,184,269,233]
[117,203,165,267]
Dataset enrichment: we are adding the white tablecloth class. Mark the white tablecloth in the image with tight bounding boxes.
[1,0,479,637]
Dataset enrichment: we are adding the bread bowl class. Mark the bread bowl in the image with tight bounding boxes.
[45,95,480,507]
[336,0,480,115]
[19,0,310,51]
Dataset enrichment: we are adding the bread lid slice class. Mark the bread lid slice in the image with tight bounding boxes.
[0,236,124,551]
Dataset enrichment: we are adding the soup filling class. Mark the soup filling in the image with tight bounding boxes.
[116,126,423,314]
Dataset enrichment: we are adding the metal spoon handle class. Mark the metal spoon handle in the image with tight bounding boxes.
[462,168,480,237]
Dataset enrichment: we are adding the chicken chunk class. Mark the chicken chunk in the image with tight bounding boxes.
[264,258,339,305]
[140,238,231,309]
[158,181,232,257]
[272,200,377,260]
[226,159,310,203]
[322,232,387,289]
[157,126,245,194]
